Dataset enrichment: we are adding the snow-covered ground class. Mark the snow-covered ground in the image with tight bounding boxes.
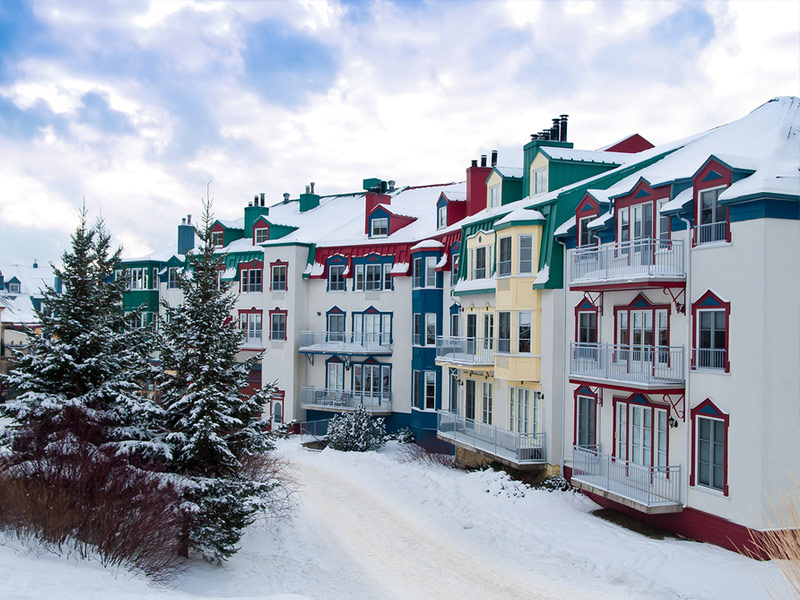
[1,438,787,599]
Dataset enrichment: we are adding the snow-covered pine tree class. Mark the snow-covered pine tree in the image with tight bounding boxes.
[326,405,386,452]
[155,199,279,563]
[1,209,162,463]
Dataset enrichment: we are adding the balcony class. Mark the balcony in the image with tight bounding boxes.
[692,348,728,371]
[692,221,730,246]
[571,445,682,514]
[569,342,684,388]
[434,336,494,366]
[300,386,392,415]
[437,411,546,467]
[298,331,392,356]
[569,238,684,289]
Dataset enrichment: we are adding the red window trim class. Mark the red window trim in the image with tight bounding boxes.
[612,393,671,469]
[573,386,598,447]
[690,290,731,372]
[693,158,732,245]
[612,292,671,347]
[238,259,264,294]
[575,194,599,247]
[253,221,270,243]
[690,398,729,496]
[268,307,288,341]
[574,298,599,343]
[270,259,289,292]
[613,179,670,244]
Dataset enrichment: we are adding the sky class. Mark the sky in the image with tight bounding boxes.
[0,0,798,265]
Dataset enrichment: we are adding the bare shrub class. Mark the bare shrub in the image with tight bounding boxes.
[240,452,298,524]
[744,481,800,599]
[396,443,457,469]
[0,445,185,581]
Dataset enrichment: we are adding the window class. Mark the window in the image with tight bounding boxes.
[270,311,286,341]
[449,374,459,412]
[518,234,533,273]
[498,312,511,353]
[425,256,437,287]
[327,360,345,390]
[533,167,547,195]
[450,312,459,337]
[240,312,262,346]
[7,281,20,293]
[328,261,346,291]
[615,397,668,468]
[498,237,512,276]
[438,204,447,229]
[424,371,436,410]
[365,264,382,290]
[578,217,593,248]
[413,313,422,346]
[413,257,423,288]
[450,254,459,285]
[254,228,269,244]
[211,231,224,247]
[273,402,283,424]
[425,314,436,346]
[167,267,180,289]
[354,362,391,403]
[271,263,287,291]
[354,261,392,291]
[481,382,493,425]
[576,395,596,447]
[471,246,488,279]
[465,380,476,420]
[577,311,597,344]
[353,310,391,346]
[696,187,728,244]
[327,311,345,342]
[691,400,729,495]
[618,207,630,246]
[483,313,494,350]
[216,269,224,291]
[692,291,730,372]
[241,268,262,293]
[371,217,388,237]
[509,387,530,432]
[656,198,670,248]
[488,184,500,208]
[127,267,150,290]
[518,311,532,354]
[413,371,421,408]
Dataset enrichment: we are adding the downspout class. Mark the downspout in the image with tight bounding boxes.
[557,237,570,474]
[679,214,692,509]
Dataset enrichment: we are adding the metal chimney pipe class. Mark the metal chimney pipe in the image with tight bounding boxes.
[491,150,498,167]
[551,118,560,142]
[260,192,265,205]
[480,154,487,167]
[254,195,259,204]
[471,159,478,167]
[187,214,191,224]
[305,185,310,194]
[310,182,315,194]
[283,193,290,202]
[560,114,569,142]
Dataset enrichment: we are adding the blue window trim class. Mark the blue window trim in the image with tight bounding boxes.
[367,207,392,238]
[350,357,392,399]
[351,306,393,343]
[324,356,345,389]
[352,254,394,291]
[326,255,347,292]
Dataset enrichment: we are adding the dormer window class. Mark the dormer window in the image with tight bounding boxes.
[371,217,388,237]
[533,167,547,195]
[211,231,224,247]
[8,282,20,294]
[488,184,501,208]
[254,227,269,244]
[437,205,447,229]
[578,216,594,247]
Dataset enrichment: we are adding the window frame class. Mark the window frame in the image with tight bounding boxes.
[498,236,512,276]
[488,184,501,208]
[239,310,263,346]
[690,399,729,496]
[254,227,269,244]
[370,217,389,237]
[517,311,532,354]
[533,167,547,195]
[481,381,493,425]
[211,230,224,248]
[424,371,436,410]
[691,290,731,372]
[270,261,288,292]
[497,311,511,354]
[573,388,597,447]
[269,309,287,341]
[613,394,669,469]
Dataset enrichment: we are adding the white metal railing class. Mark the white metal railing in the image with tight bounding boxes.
[298,418,332,442]
[693,221,729,246]
[572,445,681,507]
[692,348,727,370]
[435,336,494,365]
[570,342,684,385]
[570,238,684,285]
[437,411,546,464]
[300,386,392,412]
[298,331,392,354]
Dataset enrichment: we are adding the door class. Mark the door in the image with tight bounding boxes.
[465,379,476,422]
[327,361,344,391]
[629,405,652,467]
[364,314,380,346]
[466,313,477,355]
[630,310,653,372]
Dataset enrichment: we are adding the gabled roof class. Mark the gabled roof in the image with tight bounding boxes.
[491,166,523,179]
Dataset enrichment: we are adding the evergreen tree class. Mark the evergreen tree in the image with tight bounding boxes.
[326,405,386,452]
[1,209,162,463]
[155,199,278,563]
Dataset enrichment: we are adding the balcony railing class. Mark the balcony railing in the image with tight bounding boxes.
[300,386,392,413]
[437,411,546,465]
[571,445,681,509]
[435,336,494,365]
[570,342,684,386]
[692,348,728,371]
[693,221,730,246]
[569,238,684,286]
[298,331,392,355]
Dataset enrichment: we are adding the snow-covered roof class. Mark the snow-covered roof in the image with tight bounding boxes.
[410,239,445,251]
[539,147,631,165]
[493,166,523,179]
[0,264,56,324]
[720,162,800,203]
[661,187,694,214]
[441,190,467,202]
[452,276,496,295]
[554,215,576,238]
[219,218,244,230]
[588,211,614,230]
[494,207,545,227]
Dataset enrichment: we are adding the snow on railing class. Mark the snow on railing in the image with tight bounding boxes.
[569,238,684,285]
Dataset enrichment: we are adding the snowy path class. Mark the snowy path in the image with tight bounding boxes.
[292,455,565,600]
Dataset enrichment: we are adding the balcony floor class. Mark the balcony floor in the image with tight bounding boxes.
[437,430,546,470]
[571,474,683,515]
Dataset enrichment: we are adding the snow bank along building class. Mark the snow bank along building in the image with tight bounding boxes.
[120,97,799,553]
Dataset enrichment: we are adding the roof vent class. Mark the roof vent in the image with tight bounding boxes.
[283,193,290,202]
[387,180,396,192]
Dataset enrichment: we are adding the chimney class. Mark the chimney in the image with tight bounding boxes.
[551,118,560,142]
[309,182,315,194]
[466,157,493,217]
[177,214,195,255]
[33,258,38,269]
[491,150,498,167]
[0,271,4,291]
[305,185,310,194]
[254,194,259,205]
[248,201,253,207]
[559,114,568,141]
[260,192,265,206]
[283,193,290,202]
[387,180,396,192]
